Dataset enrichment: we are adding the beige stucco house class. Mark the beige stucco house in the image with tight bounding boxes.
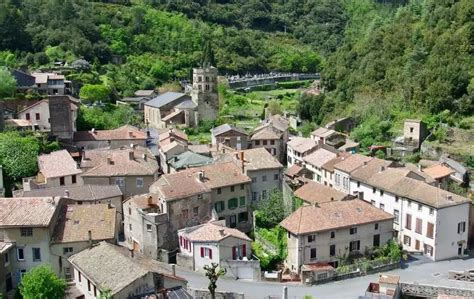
[73,125,147,150]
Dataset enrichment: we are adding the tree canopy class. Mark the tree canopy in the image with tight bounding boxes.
[19,265,67,299]
[0,67,16,98]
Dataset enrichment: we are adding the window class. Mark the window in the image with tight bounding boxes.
[418,204,422,211]
[329,245,336,257]
[371,200,375,206]
[429,208,434,215]
[357,181,360,188]
[252,192,258,201]
[427,222,434,239]
[251,177,257,183]
[64,267,72,280]
[373,234,380,247]
[349,240,360,252]
[229,215,237,228]
[270,140,275,145]
[316,175,321,182]
[415,218,423,234]
[214,201,225,212]
[310,248,317,260]
[274,173,279,180]
[405,214,412,230]
[35,113,40,120]
[394,209,400,224]
[457,222,466,234]
[262,175,267,182]
[330,231,335,239]
[408,200,412,207]
[88,280,91,292]
[410,127,414,133]
[193,207,199,216]
[238,212,248,223]
[72,175,77,184]
[136,178,144,188]
[201,247,213,259]
[26,113,30,120]
[255,140,260,146]
[262,190,267,200]
[424,244,433,257]
[17,248,25,261]
[78,271,81,282]
[63,247,73,254]
[20,227,33,237]
[230,186,235,192]
[317,273,328,280]
[240,184,244,190]
[94,286,97,297]
[228,198,238,209]
[20,269,26,278]
[146,224,152,232]
[217,188,222,194]
[263,140,267,145]
[374,223,379,230]
[307,235,315,243]
[60,177,65,186]
[403,235,411,246]
[379,203,385,210]
[182,209,189,220]
[129,223,132,231]
[372,187,376,193]
[115,177,125,187]
[32,248,41,262]
[380,190,384,196]
[239,196,246,207]
[129,207,132,215]
[350,227,357,235]
[395,196,399,203]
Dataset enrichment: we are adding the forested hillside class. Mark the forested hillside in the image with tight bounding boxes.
[0,0,472,122]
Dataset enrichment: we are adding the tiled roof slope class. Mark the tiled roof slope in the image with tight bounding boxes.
[181,222,251,242]
[294,181,348,204]
[38,150,82,178]
[0,197,60,227]
[19,184,122,201]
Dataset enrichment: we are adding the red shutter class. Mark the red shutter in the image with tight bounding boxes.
[242,244,247,257]
[209,249,213,259]
[232,247,237,260]
[200,247,204,258]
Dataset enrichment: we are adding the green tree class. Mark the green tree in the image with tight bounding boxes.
[19,265,66,299]
[0,67,16,98]
[203,263,226,299]
[79,84,111,103]
[0,132,40,180]
[255,190,286,229]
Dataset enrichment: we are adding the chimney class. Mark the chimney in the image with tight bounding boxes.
[331,197,334,201]
[219,229,225,236]
[107,157,113,165]
[64,190,70,198]
[88,230,92,249]
[91,128,96,134]
[363,161,368,166]
[380,165,385,172]
[147,195,153,206]
[107,199,112,209]
[129,248,134,258]
[81,147,86,160]
[314,202,320,207]
[446,194,453,201]
[418,164,422,171]
[128,131,134,138]
[142,153,147,161]
[170,137,175,143]
[319,137,324,145]
[198,171,205,182]
[129,151,134,160]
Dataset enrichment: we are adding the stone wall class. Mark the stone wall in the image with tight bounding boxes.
[176,253,194,271]
[190,288,245,299]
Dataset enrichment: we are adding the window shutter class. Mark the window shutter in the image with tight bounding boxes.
[242,244,247,257]
[232,247,237,260]
[209,249,213,259]
[200,247,204,258]
[179,236,183,247]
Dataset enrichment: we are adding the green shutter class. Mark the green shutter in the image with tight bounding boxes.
[228,198,238,209]
[239,196,246,206]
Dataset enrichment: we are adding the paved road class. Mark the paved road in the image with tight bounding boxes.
[176,257,474,299]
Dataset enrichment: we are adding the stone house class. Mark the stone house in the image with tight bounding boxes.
[211,124,249,150]
[0,197,64,289]
[422,164,455,190]
[293,181,352,206]
[23,150,83,191]
[158,128,189,173]
[73,125,147,150]
[48,95,79,140]
[311,127,337,145]
[303,147,338,184]
[404,119,428,149]
[333,154,374,194]
[49,204,117,281]
[0,241,14,295]
[177,221,259,280]
[81,146,159,198]
[16,184,123,233]
[31,72,65,95]
[116,90,157,111]
[287,137,317,167]
[350,166,471,261]
[68,241,187,299]
[191,66,219,122]
[250,114,289,163]
[281,198,394,274]
[144,92,194,129]
[123,189,212,263]
[17,99,50,131]
[168,151,213,173]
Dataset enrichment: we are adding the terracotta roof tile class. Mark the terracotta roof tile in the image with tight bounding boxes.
[303,148,337,168]
[287,137,317,153]
[350,158,394,182]
[280,199,393,235]
[19,184,122,201]
[181,222,251,242]
[321,152,352,172]
[294,181,349,204]
[423,164,455,179]
[73,125,146,142]
[334,154,372,173]
[0,197,60,227]
[52,204,116,243]
[38,150,82,178]
[251,127,281,140]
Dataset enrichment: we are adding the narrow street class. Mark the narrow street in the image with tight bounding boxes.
[177,257,474,299]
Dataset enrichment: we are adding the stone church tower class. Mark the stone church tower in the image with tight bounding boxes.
[191,66,219,122]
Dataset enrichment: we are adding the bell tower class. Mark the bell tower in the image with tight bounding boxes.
[191,66,219,123]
